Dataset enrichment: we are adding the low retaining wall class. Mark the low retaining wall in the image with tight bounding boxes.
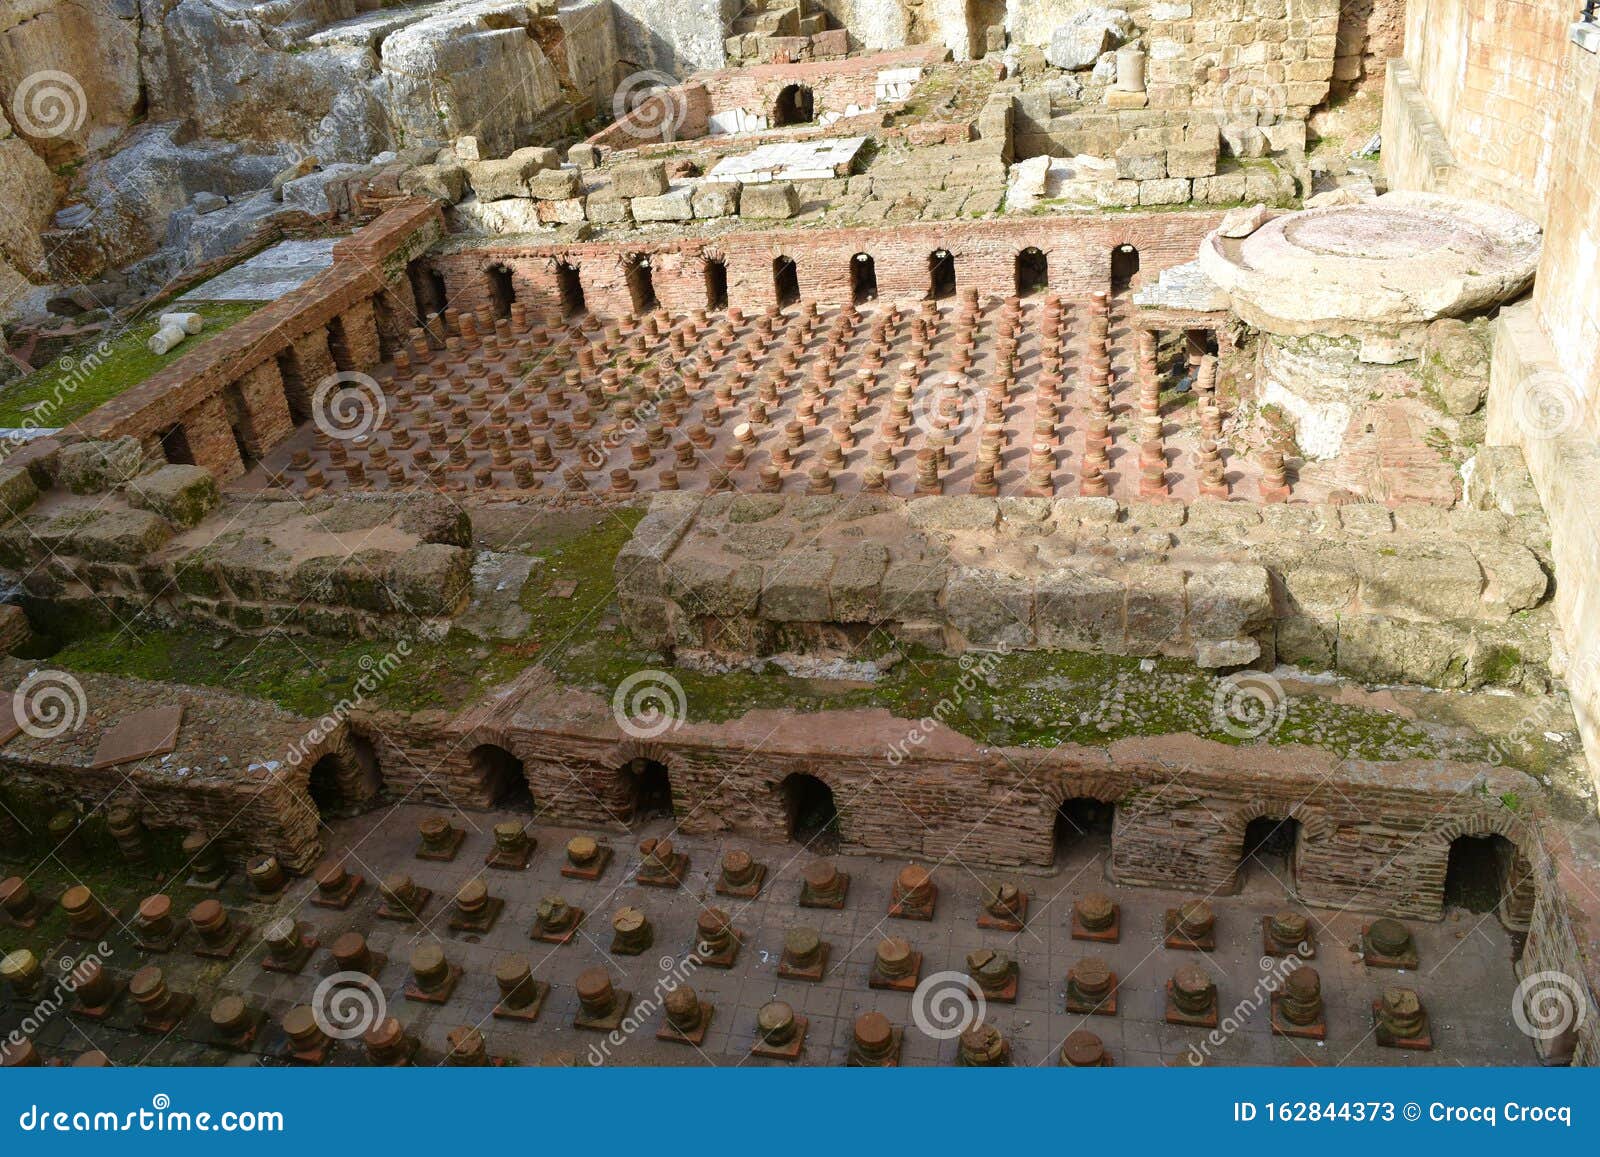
[614,493,1555,690]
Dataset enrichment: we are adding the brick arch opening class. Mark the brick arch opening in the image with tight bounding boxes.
[485,263,515,319]
[780,772,838,848]
[1111,244,1140,291]
[1418,813,1538,930]
[619,756,674,821]
[1015,247,1049,296]
[851,252,878,303]
[554,260,586,316]
[773,255,801,307]
[408,258,448,317]
[1240,815,1301,890]
[1054,796,1114,861]
[929,249,957,299]
[303,734,381,820]
[623,253,658,314]
[774,83,814,126]
[704,256,729,309]
[470,742,532,810]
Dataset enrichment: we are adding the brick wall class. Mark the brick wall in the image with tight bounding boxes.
[429,210,1220,321]
[77,199,445,482]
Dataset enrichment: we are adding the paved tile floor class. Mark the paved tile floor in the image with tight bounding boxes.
[3,804,1536,1067]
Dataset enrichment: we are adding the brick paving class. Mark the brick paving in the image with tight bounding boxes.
[251,292,1323,504]
[4,804,1535,1067]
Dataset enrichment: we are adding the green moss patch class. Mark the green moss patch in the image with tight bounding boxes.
[0,301,261,429]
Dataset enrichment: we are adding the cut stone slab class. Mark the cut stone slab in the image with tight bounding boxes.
[91,705,184,770]
[707,138,867,183]
[455,551,536,640]
[740,181,801,219]
[177,239,336,303]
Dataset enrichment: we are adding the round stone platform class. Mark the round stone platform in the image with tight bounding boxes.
[1197,191,1541,336]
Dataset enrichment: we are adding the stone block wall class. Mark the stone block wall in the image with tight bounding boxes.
[614,493,1555,690]
[1392,0,1572,222]
[0,468,474,640]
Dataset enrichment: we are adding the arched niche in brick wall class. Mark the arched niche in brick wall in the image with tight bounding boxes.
[1219,799,1329,893]
[851,252,878,303]
[928,248,958,299]
[484,262,516,320]
[1015,246,1049,297]
[702,247,730,310]
[543,255,587,317]
[608,738,678,822]
[1421,811,1541,929]
[622,252,659,314]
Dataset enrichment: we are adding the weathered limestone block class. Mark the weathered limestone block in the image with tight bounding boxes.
[906,496,999,531]
[1046,8,1134,69]
[527,167,582,200]
[1138,177,1190,205]
[631,187,695,222]
[1473,542,1548,617]
[386,544,473,617]
[831,541,889,621]
[1336,616,1473,687]
[665,556,762,617]
[466,148,559,200]
[1352,541,1484,622]
[399,163,468,203]
[611,161,669,198]
[1035,564,1124,651]
[691,181,741,218]
[585,194,633,225]
[739,181,801,220]
[0,466,40,518]
[57,438,145,494]
[1115,144,1166,181]
[122,465,220,530]
[1186,564,1272,640]
[946,567,1034,649]
[880,561,947,621]
[760,550,836,621]
[1122,564,1186,652]
[66,509,172,564]
[1424,318,1490,416]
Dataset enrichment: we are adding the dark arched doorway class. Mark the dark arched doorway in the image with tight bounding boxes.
[705,258,729,309]
[624,254,658,314]
[929,249,956,299]
[781,772,838,849]
[308,755,344,818]
[408,258,447,317]
[1054,797,1113,864]
[1111,244,1140,291]
[851,253,877,303]
[1015,247,1048,296]
[1443,833,1516,914]
[774,84,814,126]
[773,255,800,307]
[620,757,673,821]
[1240,815,1300,889]
[471,743,532,809]
[555,261,585,316]
[486,264,515,319]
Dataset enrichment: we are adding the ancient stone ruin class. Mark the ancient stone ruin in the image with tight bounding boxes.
[0,0,1597,1073]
